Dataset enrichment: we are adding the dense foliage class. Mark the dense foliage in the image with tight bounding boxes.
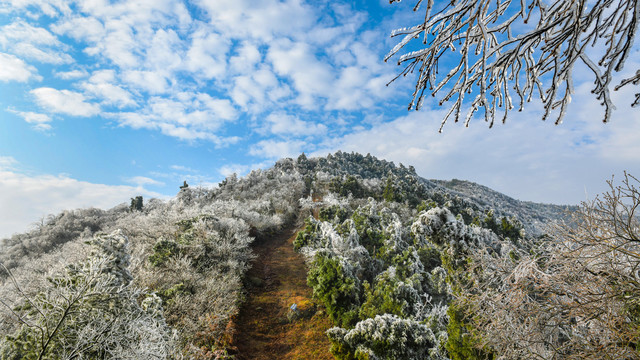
[1,151,596,359]
[297,191,523,359]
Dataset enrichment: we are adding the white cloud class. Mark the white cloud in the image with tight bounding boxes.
[249,139,307,159]
[10,110,50,124]
[267,39,335,108]
[54,69,89,80]
[265,112,327,137]
[229,41,261,73]
[193,0,316,41]
[326,66,393,110]
[0,156,17,170]
[0,0,71,17]
[31,87,100,116]
[111,92,239,145]
[51,15,105,44]
[81,70,136,108]
[157,123,217,142]
[0,169,163,239]
[0,20,60,46]
[196,93,237,121]
[146,28,183,71]
[148,97,217,130]
[53,0,191,70]
[1,0,403,145]
[122,70,169,94]
[0,52,39,82]
[113,108,240,146]
[9,109,52,131]
[95,20,140,68]
[230,68,291,112]
[184,25,228,79]
[126,176,164,186]
[0,20,72,64]
[219,164,250,177]
[11,42,72,64]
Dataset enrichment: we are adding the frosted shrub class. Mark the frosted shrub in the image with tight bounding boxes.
[327,314,436,360]
[359,266,424,320]
[307,252,362,327]
[458,174,640,359]
[412,207,500,269]
[0,230,177,359]
[0,208,109,276]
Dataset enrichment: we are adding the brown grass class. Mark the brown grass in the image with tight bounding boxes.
[231,226,334,360]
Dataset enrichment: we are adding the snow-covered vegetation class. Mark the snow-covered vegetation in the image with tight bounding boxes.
[1,151,635,359]
[295,175,522,359]
[387,0,640,129]
[0,162,306,359]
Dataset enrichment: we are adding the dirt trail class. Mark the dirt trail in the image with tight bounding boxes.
[232,225,334,360]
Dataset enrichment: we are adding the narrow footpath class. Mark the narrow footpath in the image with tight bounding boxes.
[232,225,334,360]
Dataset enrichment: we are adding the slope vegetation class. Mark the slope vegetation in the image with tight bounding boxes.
[1,151,596,359]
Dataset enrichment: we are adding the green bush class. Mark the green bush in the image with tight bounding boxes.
[130,196,143,212]
[359,270,422,320]
[351,209,385,256]
[149,238,179,267]
[383,177,397,202]
[330,176,366,198]
[293,218,319,251]
[445,303,494,360]
[319,206,351,223]
[307,253,360,328]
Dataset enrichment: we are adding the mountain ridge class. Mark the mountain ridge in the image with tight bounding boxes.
[428,178,576,236]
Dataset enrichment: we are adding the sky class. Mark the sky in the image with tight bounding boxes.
[0,0,639,238]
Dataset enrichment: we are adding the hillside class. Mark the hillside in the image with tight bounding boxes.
[429,178,577,236]
[2,151,628,360]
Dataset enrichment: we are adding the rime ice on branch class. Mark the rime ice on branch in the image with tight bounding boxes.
[387,0,640,131]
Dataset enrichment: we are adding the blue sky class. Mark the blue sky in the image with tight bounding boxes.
[0,0,639,238]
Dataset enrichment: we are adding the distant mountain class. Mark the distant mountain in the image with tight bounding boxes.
[428,178,577,236]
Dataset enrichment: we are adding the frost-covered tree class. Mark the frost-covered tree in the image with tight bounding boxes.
[387,0,640,131]
[461,173,640,359]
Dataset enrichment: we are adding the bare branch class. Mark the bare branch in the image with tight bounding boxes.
[389,0,640,130]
